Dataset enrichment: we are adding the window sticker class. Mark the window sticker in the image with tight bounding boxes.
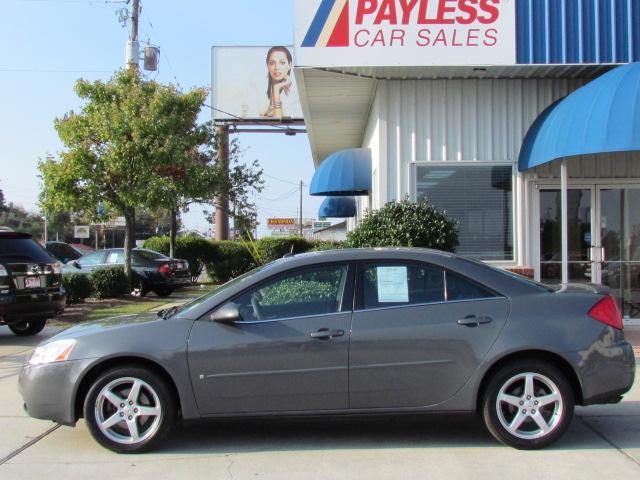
[376,266,409,303]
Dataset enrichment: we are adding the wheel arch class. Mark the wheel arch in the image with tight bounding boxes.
[475,350,584,413]
[73,356,182,421]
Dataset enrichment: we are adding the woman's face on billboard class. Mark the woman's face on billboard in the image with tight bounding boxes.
[268,51,291,81]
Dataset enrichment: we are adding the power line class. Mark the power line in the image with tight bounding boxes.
[263,173,306,187]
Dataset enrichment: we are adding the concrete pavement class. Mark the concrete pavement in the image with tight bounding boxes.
[0,325,638,479]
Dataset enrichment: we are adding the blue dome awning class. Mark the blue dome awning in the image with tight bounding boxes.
[518,62,640,172]
[318,197,357,218]
[310,148,371,196]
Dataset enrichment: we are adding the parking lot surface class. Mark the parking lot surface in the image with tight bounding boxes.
[1,325,639,480]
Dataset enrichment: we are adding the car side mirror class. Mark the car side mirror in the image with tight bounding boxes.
[210,303,240,323]
[72,261,81,269]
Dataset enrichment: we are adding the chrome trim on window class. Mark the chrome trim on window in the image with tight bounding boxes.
[231,310,350,325]
[354,296,506,314]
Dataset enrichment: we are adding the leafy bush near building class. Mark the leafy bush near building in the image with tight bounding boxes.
[90,266,129,299]
[62,273,93,303]
[346,198,458,251]
[309,240,344,252]
[143,235,215,281]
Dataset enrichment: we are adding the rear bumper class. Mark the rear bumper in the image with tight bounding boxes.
[571,340,636,405]
[0,291,65,325]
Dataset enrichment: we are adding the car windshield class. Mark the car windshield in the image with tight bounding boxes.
[170,262,277,319]
[0,238,54,263]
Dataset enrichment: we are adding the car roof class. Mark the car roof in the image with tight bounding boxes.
[0,231,32,240]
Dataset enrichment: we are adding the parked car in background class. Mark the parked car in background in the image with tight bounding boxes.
[63,248,190,297]
[44,241,84,264]
[20,248,635,452]
[0,232,65,335]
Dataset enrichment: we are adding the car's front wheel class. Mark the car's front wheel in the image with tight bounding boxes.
[482,360,574,449]
[83,367,176,453]
[8,318,46,336]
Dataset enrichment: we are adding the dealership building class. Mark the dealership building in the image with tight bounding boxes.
[293,0,640,324]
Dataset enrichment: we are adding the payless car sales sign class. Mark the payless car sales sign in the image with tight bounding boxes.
[294,0,516,67]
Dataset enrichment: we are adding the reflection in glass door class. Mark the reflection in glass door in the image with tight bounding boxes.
[599,188,640,321]
[539,189,593,285]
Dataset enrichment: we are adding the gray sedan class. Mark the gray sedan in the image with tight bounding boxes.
[19,248,635,452]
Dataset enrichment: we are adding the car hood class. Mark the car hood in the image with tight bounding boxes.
[41,312,194,361]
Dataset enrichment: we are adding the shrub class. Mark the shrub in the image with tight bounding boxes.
[62,273,92,303]
[90,266,128,299]
[260,280,335,305]
[346,198,458,251]
[205,241,255,283]
[309,240,344,251]
[255,236,314,263]
[144,235,216,282]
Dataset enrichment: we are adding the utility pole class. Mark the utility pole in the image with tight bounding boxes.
[299,180,303,237]
[125,0,140,69]
[215,124,230,240]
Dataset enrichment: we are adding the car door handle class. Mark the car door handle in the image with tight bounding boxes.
[457,315,492,327]
[309,328,345,340]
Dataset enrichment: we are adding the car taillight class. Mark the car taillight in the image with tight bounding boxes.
[158,264,172,276]
[588,295,623,330]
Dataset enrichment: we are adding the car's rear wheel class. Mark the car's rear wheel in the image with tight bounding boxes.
[482,360,574,449]
[8,318,46,336]
[83,367,176,453]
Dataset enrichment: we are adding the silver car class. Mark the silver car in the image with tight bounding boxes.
[19,248,635,452]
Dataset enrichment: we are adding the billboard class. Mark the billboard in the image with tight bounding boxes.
[211,46,303,121]
[267,218,297,230]
[294,0,516,67]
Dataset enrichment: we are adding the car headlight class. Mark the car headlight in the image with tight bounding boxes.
[29,339,77,365]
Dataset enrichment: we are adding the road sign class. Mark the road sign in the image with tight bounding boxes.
[74,226,90,239]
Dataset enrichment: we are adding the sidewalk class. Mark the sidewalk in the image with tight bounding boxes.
[625,326,640,357]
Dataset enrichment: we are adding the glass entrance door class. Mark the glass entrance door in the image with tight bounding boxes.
[539,188,594,285]
[598,188,640,323]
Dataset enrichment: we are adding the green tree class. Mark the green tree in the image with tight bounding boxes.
[0,189,7,213]
[39,69,215,285]
[346,198,459,251]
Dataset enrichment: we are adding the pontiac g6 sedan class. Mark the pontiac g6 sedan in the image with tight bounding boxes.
[19,248,635,453]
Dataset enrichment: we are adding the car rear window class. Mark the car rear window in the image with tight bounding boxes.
[135,250,169,262]
[0,238,55,263]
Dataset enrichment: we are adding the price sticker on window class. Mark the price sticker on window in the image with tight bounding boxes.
[376,266,409,303]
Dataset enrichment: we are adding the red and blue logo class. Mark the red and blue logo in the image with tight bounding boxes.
[301,0,350,47]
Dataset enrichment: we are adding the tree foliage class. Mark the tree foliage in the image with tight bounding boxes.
[39,69,220,284]
[346,198,459,251]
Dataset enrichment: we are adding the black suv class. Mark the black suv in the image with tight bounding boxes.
[0,232,66,335]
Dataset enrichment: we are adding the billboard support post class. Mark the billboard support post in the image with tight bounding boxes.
[215,124,230,241]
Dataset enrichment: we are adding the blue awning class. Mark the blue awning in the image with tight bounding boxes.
[318,197,356,218]
[518,62,640,172]
[310,148,371,196]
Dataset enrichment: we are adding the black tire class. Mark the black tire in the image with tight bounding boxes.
[482,359,574,449]
[8,318,47,336]
[83,367,176,453]
[153,287,173,298]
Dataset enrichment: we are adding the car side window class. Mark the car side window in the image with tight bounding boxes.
[78,251,104,266]
[106,251,124,264]
[232,264,349,322]
[362,262,445,309]
[446,272,495,301]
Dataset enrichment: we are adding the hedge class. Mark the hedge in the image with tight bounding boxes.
[254,236,314,263]
[143,235,215,281]
[89,266,129,299]
[62,273,93,303]
[205,241,255,283]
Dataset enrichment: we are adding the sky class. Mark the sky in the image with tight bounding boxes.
[0,0,323,238]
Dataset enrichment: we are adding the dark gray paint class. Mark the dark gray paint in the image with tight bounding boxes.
[19,248,635,427]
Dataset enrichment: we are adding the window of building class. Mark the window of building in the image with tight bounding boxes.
[415,165,514,261]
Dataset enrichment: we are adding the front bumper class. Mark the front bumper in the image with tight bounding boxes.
[19,358,94,426]
[570,339,636,405]
[0,291,65,325]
